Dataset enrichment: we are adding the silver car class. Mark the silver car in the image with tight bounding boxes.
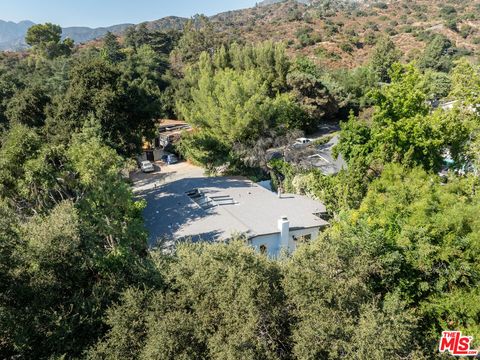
[140,161,155,173]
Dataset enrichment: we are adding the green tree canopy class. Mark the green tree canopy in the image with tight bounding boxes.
[418,35,456,73]
[25,23,73,59]
[337,64,466,172]
[369,37,401,82]
[5,84,50,127]
[101,32,125,63]
[326,164,480,349]
[89,241,290,360]
[47,57,161,155]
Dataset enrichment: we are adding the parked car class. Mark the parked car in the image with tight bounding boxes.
[161,153,179,165]
[140,160,155,173]
[293,138,312,148]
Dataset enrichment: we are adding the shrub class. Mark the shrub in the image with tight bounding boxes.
[340,42,354,53]
[445,18,458,32]
[414,13,427,21]
[364,31,377,45]
[354,10,368,17]
[324,24,339,37]
[460,24,473,38]
[372,2,388,9]
[295,26,313,38]
[440,5,457,18]
[345,28,357,36]
[295,27,321,47]
[366,21,379,32]
[287,8,302,22]
[463,12,477,20]
[315,47,341,60]
[385,27,398,36]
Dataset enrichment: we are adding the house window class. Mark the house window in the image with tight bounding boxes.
[259,245,267,254]
[293,234,312,243]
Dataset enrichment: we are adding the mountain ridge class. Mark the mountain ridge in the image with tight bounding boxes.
[0,20,133,51]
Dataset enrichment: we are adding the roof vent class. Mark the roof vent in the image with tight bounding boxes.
[186,189,236,210]
[209,195,235,206]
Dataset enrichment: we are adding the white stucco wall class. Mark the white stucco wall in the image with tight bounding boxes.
[288,228,320,251]
[250,227,321,257]
[251,233,281,257]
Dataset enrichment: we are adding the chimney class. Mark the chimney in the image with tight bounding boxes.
[278,216,289,251]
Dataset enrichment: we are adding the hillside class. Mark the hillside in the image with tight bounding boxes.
[125,0,480,69]
[204,0,480,68]
[3,0,480,66]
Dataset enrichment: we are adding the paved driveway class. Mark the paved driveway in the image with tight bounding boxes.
[131,161,205,193]
[131,161,206,247]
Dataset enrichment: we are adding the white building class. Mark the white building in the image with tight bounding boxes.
[143,176,329,257]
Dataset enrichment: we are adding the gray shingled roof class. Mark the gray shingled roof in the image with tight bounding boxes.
[140,176,328,246]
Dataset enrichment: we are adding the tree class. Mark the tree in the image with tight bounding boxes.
[0,122,153,359]
[101,32,125,63]
[419,69,451,101]
[175,43,302,168]
[227,41,290,93]
[89,241,290,360]
[171,16,216,71]
[337,64,464,173]
[179,66,271,143]
[26,23,62,47]
[177,61,302,168]
[25,23,73,59]
[47,57,161,156]
[0,66,22,126]
[125,23,150,50]
[369,37,400,82]
[287,58,338,127]
[319,66,377,114]
[418,35,456,72]
[325,164,480,350]
[0,123,41,211]
[125,24,180,57]
[449,59,480,110]
[284,224,420,359]
[5,84,50,127]
[67,120,147,254]
[0,201,20,358]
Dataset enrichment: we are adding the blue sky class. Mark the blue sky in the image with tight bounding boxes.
[0,0,258,28]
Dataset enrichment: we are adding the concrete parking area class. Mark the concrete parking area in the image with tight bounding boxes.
[131,160,206,247]
[131,161,205,193]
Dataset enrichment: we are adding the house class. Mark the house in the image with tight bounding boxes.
[142,176,329,257]
[155,119,191,149]
[138,119,191,162]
